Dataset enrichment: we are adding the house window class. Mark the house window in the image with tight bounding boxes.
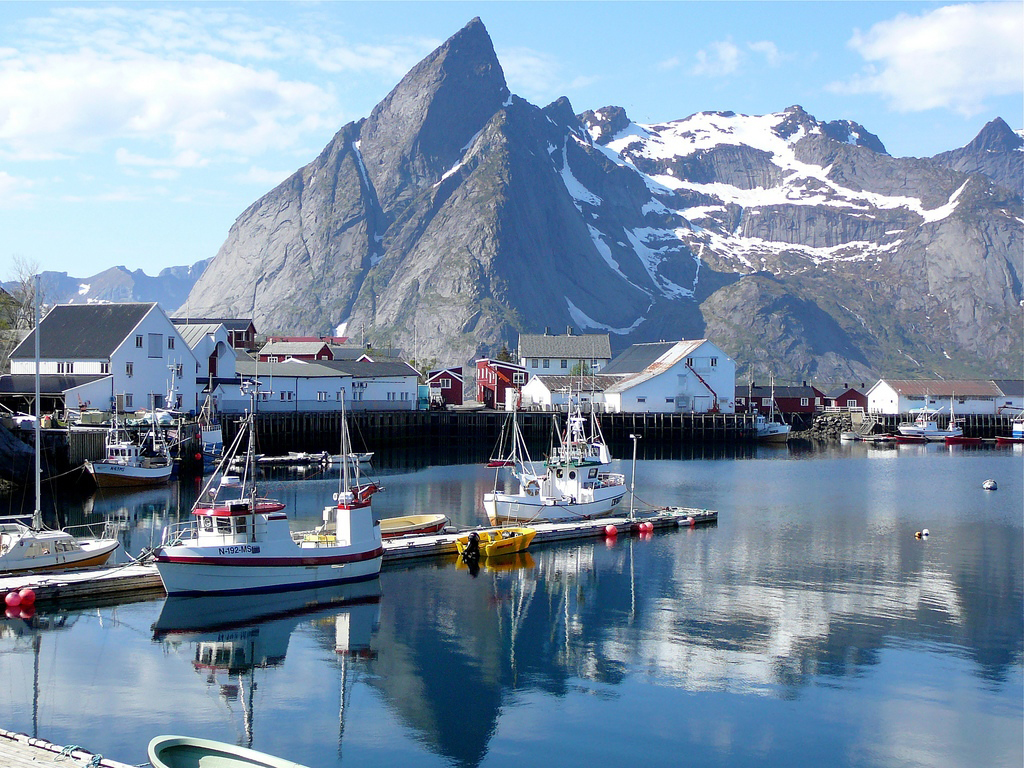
[710,357,717,367]
[124,394,133,409]
[57,362,64,374]
[801,398,809,406]
[268,356,279,363]
[561,359,567,369]
[737,397,745,405]
[168,337,175,350]
[513,372,526,384]
[815,397,821,406]
[637,397,646,404]
[352,390,363,401]
[846,399,857,408]
[686,357,693,367]
[317,391,328,401]
[387,392,395,401]
[100,362,109,374]
[762,398,771,407]
[666,397,674,404]
[176,363,183,378]
[438,378,451,389]
[401,392,409,400]
[531,359,538,368]
[148,333,162,358]
[543,359,550,368]
[125,362,134,377]
[135,335,143,348]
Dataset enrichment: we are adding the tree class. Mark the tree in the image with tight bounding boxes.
[495,343,513,362]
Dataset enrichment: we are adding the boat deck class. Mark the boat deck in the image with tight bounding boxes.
[0,507,717,605]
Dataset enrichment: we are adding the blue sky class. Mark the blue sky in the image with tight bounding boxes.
[1,1,1021,279]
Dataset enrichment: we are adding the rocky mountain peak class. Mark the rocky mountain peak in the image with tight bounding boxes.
[357,17,510,211]
[579,106,632,145]
[964,117,1023,153]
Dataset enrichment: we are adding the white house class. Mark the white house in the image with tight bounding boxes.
[221,358,419,413]
[520,374,621,410]
[601,340,736,414]
[518,330,612,374]
[865,379,1023,415]
[174,321,238,415]
[5,302,202,415]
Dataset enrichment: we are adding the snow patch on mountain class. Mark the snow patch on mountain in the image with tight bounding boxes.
[566,296,647,335]
[78,284,90,296]
[561,143,602,209]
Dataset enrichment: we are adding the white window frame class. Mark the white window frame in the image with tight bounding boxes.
[125,362,134,378]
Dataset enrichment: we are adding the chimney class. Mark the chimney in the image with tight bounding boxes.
[843,382,848,389]
[802,380,807,387]
[566,326,573,336]
[544,327,550,336]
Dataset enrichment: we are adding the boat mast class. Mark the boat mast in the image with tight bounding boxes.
[33,274,42,530]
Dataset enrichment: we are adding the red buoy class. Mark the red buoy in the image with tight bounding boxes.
[18,588,35,606]
[5,591,21,608]
[604,524,618,537]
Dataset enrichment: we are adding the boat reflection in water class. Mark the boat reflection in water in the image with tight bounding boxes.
[152,580,381,749]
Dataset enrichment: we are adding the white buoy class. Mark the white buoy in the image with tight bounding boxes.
[982,479,997,491]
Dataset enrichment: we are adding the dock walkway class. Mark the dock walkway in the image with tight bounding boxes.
[1,507,717,605]
[0,728,135,768]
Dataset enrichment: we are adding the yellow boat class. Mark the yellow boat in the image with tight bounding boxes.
[455,527,536,558]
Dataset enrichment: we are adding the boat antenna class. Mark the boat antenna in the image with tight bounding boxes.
[33,274,42,530]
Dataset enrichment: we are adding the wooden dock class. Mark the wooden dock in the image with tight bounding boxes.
[0,508,717,605]
[0,728,135,768]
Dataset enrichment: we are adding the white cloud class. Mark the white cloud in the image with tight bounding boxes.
[833,2,1024,115]
[691,40,741,77]
[748,41,782,67]
[499,46,598,103]
[0,6,440,164]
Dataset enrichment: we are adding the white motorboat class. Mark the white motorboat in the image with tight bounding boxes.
[754,377,791,442]
[483,403,626,525]
[84,414,173,488]
[154,387,383,595]
[2,275,120,574]
[897,407,963,441]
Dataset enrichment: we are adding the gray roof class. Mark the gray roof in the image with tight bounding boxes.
[259,341,331,356]
[993,380,1024,397]
[604,340,708,394]
[330,345,406,360]
[172,317,254,332]
[0,373,109,395]
[10,303,154,360]
[528,374,620,393]
[175,323,223,349]
[518,333,612,360]
[601,342,677,375]
[235,359,417,379]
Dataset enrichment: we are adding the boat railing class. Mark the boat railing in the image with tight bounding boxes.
[161,519,197,546]
[64,519,119,541]
[598,472,626,487]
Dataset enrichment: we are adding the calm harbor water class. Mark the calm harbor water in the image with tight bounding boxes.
[1,442,1021,768]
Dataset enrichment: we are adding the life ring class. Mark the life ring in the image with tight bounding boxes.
[525,479,540,496]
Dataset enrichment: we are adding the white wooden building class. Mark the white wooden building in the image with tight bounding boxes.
[518,330,612,374]
[601,339,736,414]
[221,358,419,413]
[520,375,621,410]
[865,379,1024,415]
[5,303,202,415]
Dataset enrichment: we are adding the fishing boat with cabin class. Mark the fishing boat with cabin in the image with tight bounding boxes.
[153,386,383,595]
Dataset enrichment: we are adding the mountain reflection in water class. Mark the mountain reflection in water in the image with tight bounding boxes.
[0,445,1019,768]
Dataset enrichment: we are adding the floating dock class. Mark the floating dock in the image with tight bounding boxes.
[0,507,716,606]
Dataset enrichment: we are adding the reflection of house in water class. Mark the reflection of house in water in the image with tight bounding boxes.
[153,580,381,749]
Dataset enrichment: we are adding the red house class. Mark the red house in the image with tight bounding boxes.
[735,382,824,415]
[824,384,868,411]
[426,367,464,408]
[476,359,528,410]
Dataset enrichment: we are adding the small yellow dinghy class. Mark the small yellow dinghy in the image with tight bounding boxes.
[456,527,536,559]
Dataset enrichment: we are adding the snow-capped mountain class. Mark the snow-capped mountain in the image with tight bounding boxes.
[182,18,1022,381]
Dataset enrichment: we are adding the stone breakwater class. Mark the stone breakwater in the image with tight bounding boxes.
[793,412,854,441]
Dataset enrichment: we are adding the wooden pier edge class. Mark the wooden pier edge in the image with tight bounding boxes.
[0,727,137,768]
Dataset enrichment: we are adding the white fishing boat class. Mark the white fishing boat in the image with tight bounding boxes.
[154,387,383,595]
[148,736,309,768]
[754,378,791,442]
[897,407,963,441]
[2,275,120,575]
[483,404,626,525]
[84,412,173,488]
